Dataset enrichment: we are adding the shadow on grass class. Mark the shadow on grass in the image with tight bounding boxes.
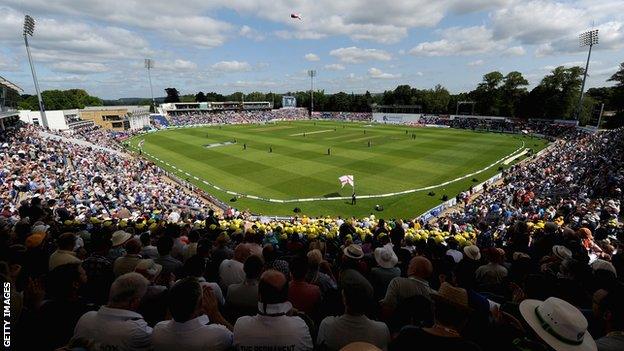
[323,192,341,198]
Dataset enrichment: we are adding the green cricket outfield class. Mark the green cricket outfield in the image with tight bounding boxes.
[129,120,548,218]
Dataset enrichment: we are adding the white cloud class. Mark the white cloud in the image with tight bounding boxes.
[502,46,526,56]
[230,0,450,43]
[239,25,265,41]
[211,60,251,72]
[368,67,401,79]
[6,1,506,45]
[150,16,231,48]
[0,52,20,71]
[2,0,623,97]
[345,73,365,82]
[330,47,392,63]
[535,20,624,56]
[159,59,198,71]
[592,65,621,78]
[597,21,624,51]
[223,80,279,88]
[274,30,326,40]
[324,63,345,71]
[39,75,88,83]
[0,6,152,63]
[467,59,485,67]
[491,1,585,44]
[339,24,407,44]
[304,53,320,61]
[3,1,232,49]
[450,0,513,14]
[542,60,601,71]
[50,62,109,74]
[409,26,502,56]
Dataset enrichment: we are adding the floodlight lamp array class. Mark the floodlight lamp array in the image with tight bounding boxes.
[23,15,35,36]
[579,29,599,47]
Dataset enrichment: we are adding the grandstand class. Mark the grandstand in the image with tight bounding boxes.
[19,109,94,130]
[2,104,623,350]
[0,75,21,130]
[150,114,169,127]
[158,101,272,117]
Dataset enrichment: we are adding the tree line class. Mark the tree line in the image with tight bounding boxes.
[162,63,623,126]
[18,89,102,111]
[16,62,624,127]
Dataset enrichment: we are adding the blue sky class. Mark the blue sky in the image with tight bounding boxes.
[0,0,623,99]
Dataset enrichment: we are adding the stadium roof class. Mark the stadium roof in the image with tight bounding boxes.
[0,75,23,93]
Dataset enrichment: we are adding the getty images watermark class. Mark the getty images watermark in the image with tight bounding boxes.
[2,282,10,348]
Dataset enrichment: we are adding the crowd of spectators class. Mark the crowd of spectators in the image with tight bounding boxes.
[0,116,622,350]
[0,125,208,227]
[315,112,373,121]
[414,115,579,139]
[48,125,134,152]
[166,108,309,127]
[414,115,445,126]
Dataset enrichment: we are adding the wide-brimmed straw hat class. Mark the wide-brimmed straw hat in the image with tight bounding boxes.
[463,245,481,261]
[111,230,132,247]
[135,259,163,279]
[374,246,398,268]
[431,282,472,312]
[343,244,364,259]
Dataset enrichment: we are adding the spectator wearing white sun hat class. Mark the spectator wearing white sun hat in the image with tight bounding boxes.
[108,230,132,262]
[518,297,596,351]
[371,245,400,300]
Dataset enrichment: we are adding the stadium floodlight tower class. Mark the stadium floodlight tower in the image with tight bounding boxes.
[23,15,48,128]
[144,59,156,110]
[575,29,598,120]
[308,69,316,116]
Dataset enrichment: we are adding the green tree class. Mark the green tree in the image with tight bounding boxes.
[195,91,207,102]
[245,91,267,102]
[543,66,583,118]
[608,62,624,87]
[607,62,624,112]
[266,92,281,108]
[164,88,180,103]
[471,71,504,115]
[500,71,529,117]
[392,85,413,105]
[521,66,584,119]
[328,92,351,112]
[448,92,470,115]
[587,87,613,107]
[18,95,38,110]
[421,85,450,114]
[228,92,245,101]
[312,90,327,111]
[18,89,102,110]
[179,94,195,102]
[205,92,225,102]
[579,95,597,126]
